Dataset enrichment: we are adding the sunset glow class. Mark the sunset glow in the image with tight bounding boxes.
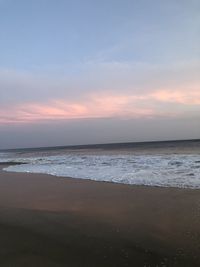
[1,84,200,124]
[0,0,199,148]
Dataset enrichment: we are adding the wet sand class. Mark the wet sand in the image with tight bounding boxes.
[0,164,200,266]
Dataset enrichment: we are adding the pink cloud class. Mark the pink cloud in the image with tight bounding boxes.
[0,83,200,124]
[151,84,200,105]
[0,94,155,124]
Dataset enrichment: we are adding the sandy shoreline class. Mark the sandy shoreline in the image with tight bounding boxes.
[0,164,200,266]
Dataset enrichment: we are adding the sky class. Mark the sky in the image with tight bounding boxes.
[0,0,200,149]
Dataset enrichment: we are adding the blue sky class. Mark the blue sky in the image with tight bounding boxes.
[0,0,199,148]
[0,0,199,68]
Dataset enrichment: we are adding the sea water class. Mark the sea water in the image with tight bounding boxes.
[0,140,200,189]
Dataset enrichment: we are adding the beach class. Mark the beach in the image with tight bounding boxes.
[0,164,200,267]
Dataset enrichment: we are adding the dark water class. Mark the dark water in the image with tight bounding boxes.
[1,139,200,155]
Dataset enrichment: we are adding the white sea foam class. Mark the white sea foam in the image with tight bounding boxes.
[1,153,200,189]
[0,152,18,162]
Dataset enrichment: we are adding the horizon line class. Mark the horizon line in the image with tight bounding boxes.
[1,138,200,152]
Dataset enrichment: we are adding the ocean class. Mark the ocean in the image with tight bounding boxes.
[1,139,200,189]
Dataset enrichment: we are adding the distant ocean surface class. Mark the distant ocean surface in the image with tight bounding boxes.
[1,140,200,189]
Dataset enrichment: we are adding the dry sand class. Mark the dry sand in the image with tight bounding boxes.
[0,163,200,266]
